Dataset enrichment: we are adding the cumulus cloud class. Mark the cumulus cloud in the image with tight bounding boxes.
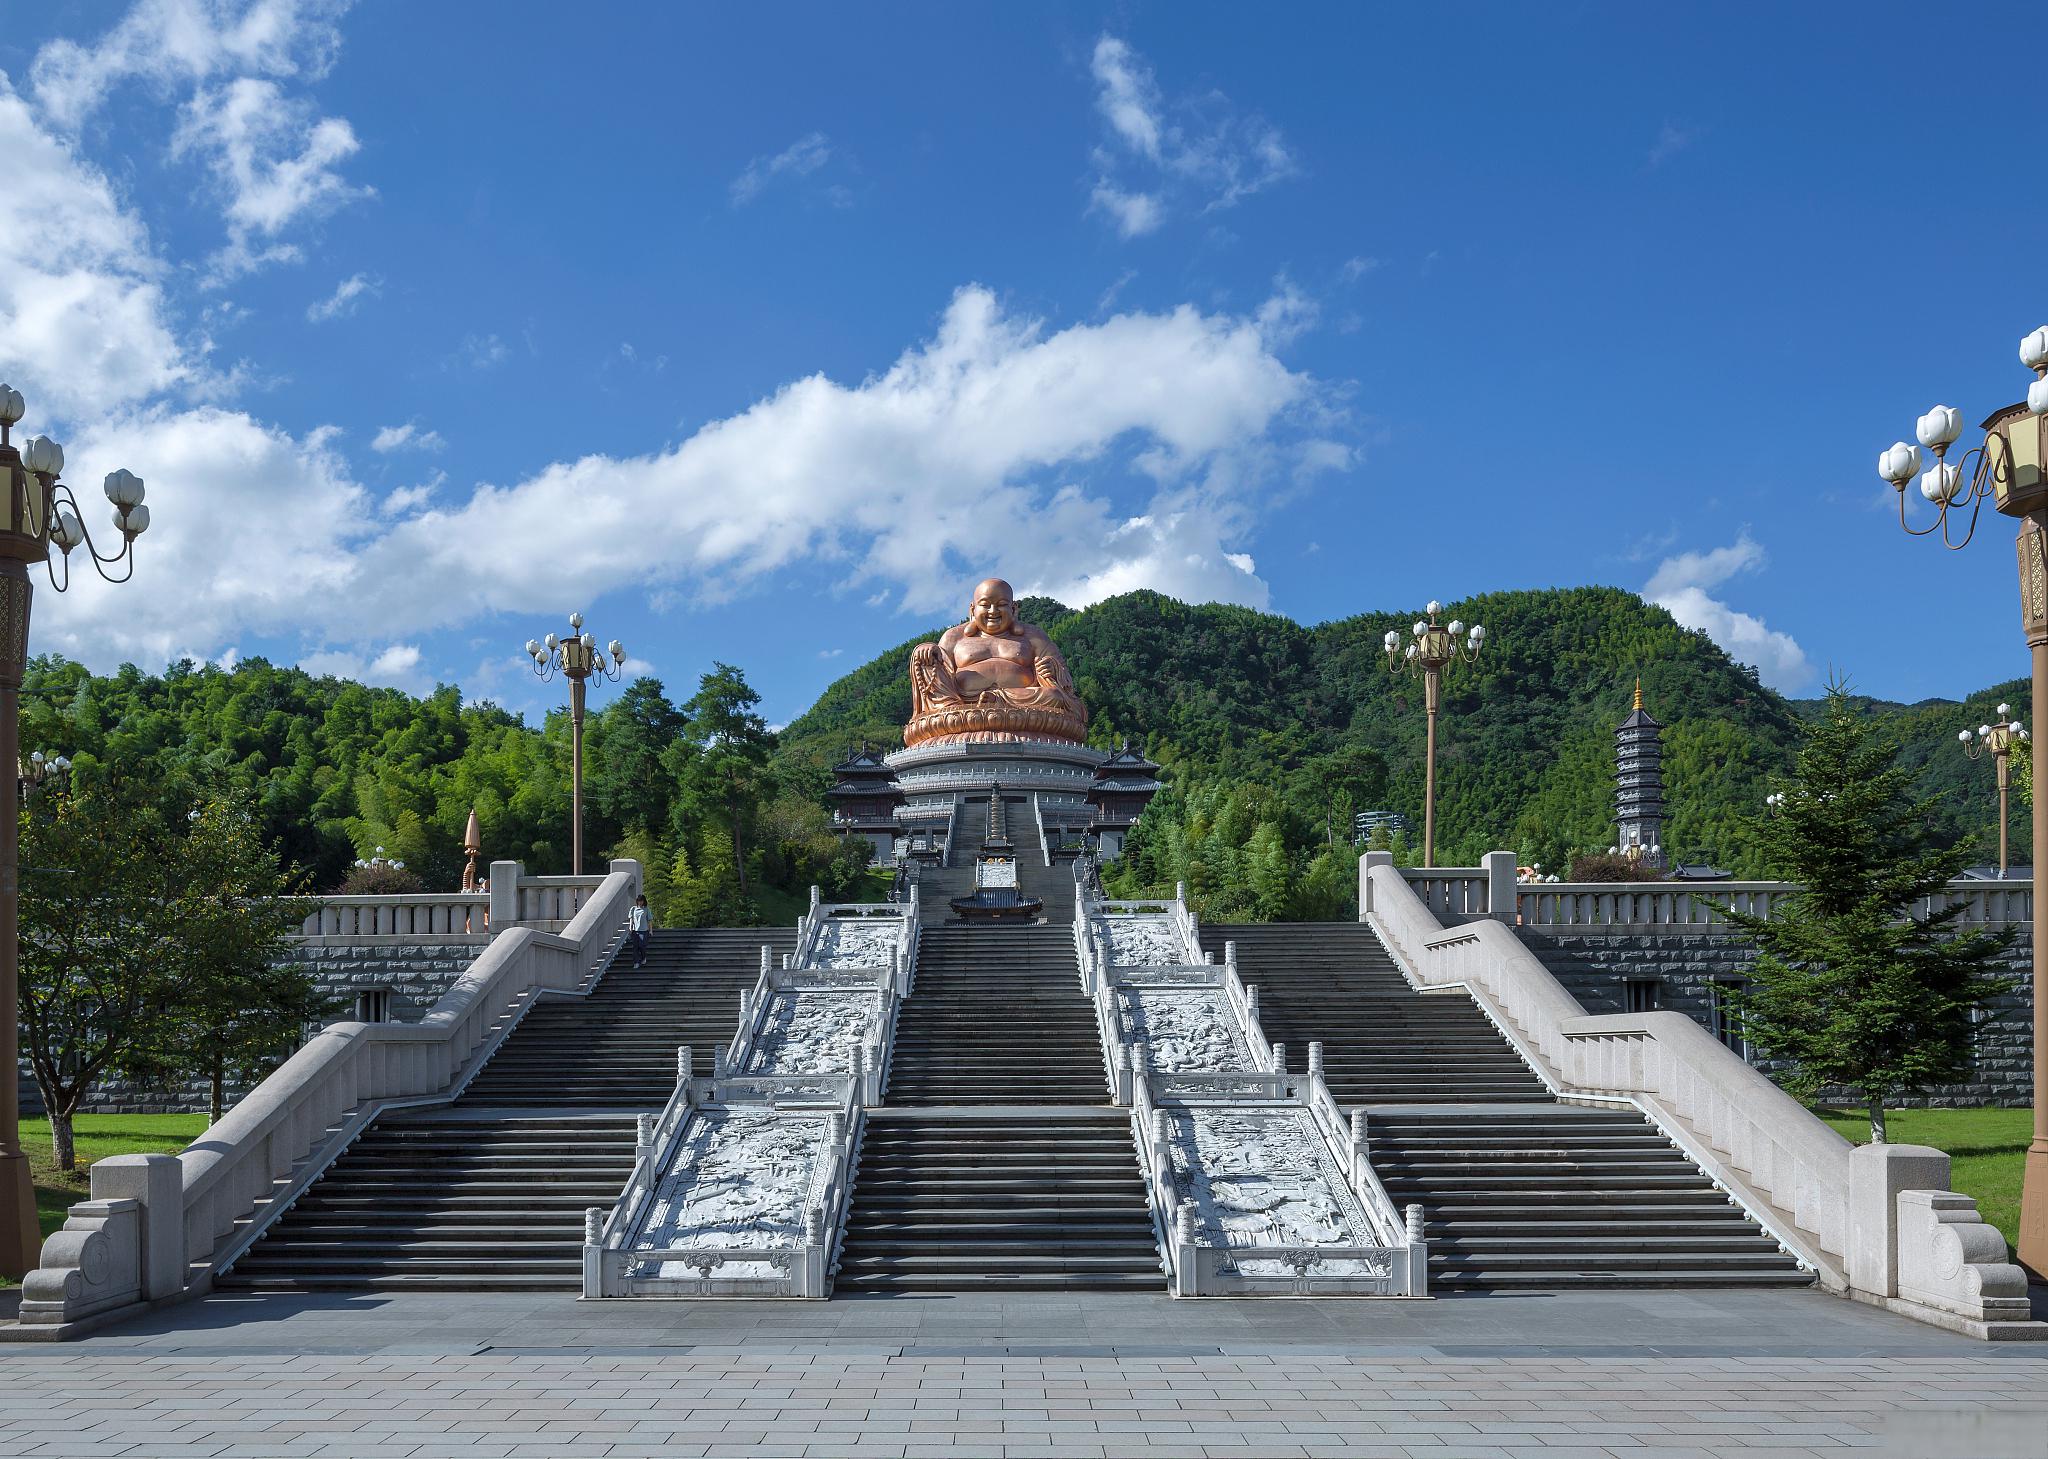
[730,131,834,206]
[34,1,365,279]
[306,269,375,322]
[300,642,427,691]
[1644,533,1812,690]
[370,421,443,453]
[0,84,192,422]
[41,283,1339,671]
[1086,35,1297,237]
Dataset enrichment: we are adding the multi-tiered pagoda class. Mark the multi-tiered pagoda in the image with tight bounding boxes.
[1615,681,1666,870]
[1086,739,1164,861]
[826,744,905,862]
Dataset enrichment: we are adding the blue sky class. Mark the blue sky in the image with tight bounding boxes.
[2,2,2043,725]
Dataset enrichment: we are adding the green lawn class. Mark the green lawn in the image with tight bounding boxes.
[15,1114,210,1272]
[1817,1106,2031,1251]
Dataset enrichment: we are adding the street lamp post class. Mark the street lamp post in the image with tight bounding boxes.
[0,382,153,1279]
[525,613,625,876]
[1960,706,2029,878]
[1875,323,2048,1276]
[1384,602,1485,869]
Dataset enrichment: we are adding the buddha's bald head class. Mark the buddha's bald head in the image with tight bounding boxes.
[969,578,1018,636]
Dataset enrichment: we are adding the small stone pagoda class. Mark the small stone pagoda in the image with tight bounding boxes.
[826,744,905,862]
[1086,739,1164,861]
[1615,680,1667,871]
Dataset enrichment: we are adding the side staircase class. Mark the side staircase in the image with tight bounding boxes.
[836,868,1161,1292]
[217,926,797,1290]
[1203,922,1810,1292]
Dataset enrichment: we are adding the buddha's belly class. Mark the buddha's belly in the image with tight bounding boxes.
[955,660,1037,696]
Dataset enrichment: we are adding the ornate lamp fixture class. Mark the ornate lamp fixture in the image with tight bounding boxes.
[18,749,69,802]
[1873,323,2048,1276]
[0,383,154,1279]
[1960,705,2028,878]
[1384,601,1485,868]
[525,612,626,875]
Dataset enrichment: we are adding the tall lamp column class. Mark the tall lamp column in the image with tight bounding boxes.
[1875,323,2048,1275]
[0,383,153,1279]
[1960,706,2028,878]
[1384,602,1485,868]
[525,613,625,876]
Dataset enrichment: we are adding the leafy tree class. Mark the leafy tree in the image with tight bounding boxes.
[1726,687,2016,1142]
[20,773,199,1169]
[679,663,773,898]
[143,795,329,1122]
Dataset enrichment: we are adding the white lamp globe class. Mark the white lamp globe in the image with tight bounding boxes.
[1447,620,1464,636]
[1425,600,1442,617]
[607,638,624,661]
[1921,462,1962,504]
[544,632,558,650]
[2021,326,2048,372]
[1382,629,1399,651]
[102,469,144,507]
[1469,624,1485,641]
[22,436,62,476]
[524,639,541,658]
[1959,729,1972,743]
[568,611,584,630]
[115,504,149,536]
[580,632,595,650]
[1998,703,2011,716]
[1916,405,1964,449]
[1412,620,1427,637]
[2030,378,2048,418]
[0,385,22,425]
[1878,441,1921,485]
[1981,724,1994,737]
[50,512,83,551]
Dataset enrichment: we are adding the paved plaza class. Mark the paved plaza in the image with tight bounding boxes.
[3,1287,2047,1458]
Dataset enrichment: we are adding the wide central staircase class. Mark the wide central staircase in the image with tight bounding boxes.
[1202,922,1811,1292]
[217,927,796,1291]
[836,818,1160,1293]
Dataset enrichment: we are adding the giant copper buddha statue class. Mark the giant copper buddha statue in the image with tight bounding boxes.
[905,578,1088,747]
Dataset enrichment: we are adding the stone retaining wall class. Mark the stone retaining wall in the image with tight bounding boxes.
[16,939,485,1118]
[1518,928,2035,1107]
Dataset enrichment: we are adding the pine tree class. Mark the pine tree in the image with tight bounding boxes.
[1727,685,2016,1142]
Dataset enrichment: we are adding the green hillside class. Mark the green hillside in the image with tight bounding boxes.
[18,585,2026,926]
[782,586,2029,915]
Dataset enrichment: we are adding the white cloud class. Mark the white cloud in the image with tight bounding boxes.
[0,83,190,421]
[306,270,375,321]
[370,421,443,453]
[1644,532,1812,690]
[300,641,427,691]
[35,1,365,279]
[1086,35,1297,237]
[381,471,443,516]
[1090,182,1164,239]
[730,131,833,206]
[450,332,508,370]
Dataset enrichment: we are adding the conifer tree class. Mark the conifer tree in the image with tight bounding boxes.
[1727,685,2015,1142]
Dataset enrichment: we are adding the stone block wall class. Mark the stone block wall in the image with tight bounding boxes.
[1518,928,2035,1107]
[16,937,486,1118]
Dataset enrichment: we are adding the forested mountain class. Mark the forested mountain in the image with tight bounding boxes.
[20,585,2027,925]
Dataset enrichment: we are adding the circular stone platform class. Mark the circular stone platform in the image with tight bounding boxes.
[886,737,1105,847]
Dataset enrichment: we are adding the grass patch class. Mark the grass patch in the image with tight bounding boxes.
[1816,1106,2031,1250]
[5,1114,208,1288]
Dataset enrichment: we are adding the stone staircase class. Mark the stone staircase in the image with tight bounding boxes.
[837,879,1162,1292]
[217,926,795,1291]
[1203,922,1810,1292]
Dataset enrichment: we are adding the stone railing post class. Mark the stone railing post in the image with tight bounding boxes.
[1270,1042,1286,1075]
[1246,984,1259,1020]
[636,1113,655,1160]
[1481,851,1517,923]
[677,1045,692,1083]
[90,1154,181,1303]
[488,860,522,930]
[1308,1041,1324,1079]
[1406,1204,1424,1243]
[1359,849,1393,918]
[851,1043,866,1103]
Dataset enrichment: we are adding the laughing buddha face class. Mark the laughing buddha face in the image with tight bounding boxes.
[970,578,1019,635]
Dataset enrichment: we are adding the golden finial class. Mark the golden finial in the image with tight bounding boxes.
[1633,678,1644,712]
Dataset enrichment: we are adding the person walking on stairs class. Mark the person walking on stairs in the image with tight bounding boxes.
[626,894,651,969]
